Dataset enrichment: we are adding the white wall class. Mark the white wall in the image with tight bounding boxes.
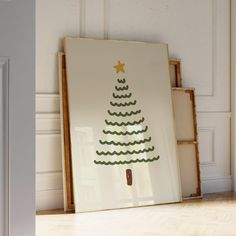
[36,0,80,210]
[36,0,231,210]
[0,0,35,235]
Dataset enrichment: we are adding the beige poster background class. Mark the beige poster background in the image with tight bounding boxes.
[65,37,181,213]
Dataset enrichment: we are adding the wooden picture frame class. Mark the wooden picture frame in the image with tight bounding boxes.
[64,37,181,213]
[59,54,199,211]
[169,59,182,87]
[58,53,74,211]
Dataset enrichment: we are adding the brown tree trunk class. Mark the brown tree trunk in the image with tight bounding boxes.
[126,169,132,186]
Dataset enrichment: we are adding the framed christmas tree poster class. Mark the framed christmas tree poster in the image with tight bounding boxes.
[64,37,182,213]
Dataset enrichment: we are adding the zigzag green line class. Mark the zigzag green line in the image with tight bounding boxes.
[94,156,160,165]
[99,137,151,146]
[112,93,132,99]
[110,100,136,107]
[105,117,144,126]
[115,85,129,91]
[96,146,154,156]
[103,126,148,135]
[107,109,141,117]
[117,78,126,84]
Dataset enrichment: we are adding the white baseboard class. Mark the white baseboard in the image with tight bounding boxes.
[201,176,232,193]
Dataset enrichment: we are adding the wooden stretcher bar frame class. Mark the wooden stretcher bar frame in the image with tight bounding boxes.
[59,55,200,211]
[170,60,201,197]
[58,53,75,211]
[173,87,202,198]
[169,59,182,87]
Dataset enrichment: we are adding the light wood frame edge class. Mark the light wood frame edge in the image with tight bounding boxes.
[59,56,199,211]
[58,53,75,211]
[169,59,182,87]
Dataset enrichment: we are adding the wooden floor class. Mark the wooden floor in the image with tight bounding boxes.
[36,192,236,236]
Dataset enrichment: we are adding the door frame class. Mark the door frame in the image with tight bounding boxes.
[0,58,9,236]
[231,0,236,191]
[0,1,35,235]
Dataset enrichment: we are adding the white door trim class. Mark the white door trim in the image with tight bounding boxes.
[0,0,35,235]
[0,58,9,236]
[231,0,236,191]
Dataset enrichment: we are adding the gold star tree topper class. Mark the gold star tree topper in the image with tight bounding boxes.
[114,61,125,73]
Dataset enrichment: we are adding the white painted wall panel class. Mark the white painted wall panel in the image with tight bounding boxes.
[80,0,106,38]
[36,135,62,173]
[198,113,231,193]
[36,0,80,93]
[108,0,230,112]
[36,113,63,210]
[36,172,63,191]
[36,95,60,114]
[36,0,80,209]
[36,173,64,211]
[36,114,61,133]
[36,190,64,211]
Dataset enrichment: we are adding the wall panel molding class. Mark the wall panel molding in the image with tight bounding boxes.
[198,113,231,193]
[36,172,63,191]
[36,94,60,114]
[79,0,86,37]
[36,112,63,210]
[194,0,230,111]
[107,0,230,112]
[201,175,232,194]
[36,189,64,211]
[36,113,60,132]
[198,128,215,166]
[104,0,110,39]
[36,0,80,94]
[79,0,107,39]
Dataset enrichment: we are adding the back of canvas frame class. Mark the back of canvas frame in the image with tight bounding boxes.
[172,88,202,198]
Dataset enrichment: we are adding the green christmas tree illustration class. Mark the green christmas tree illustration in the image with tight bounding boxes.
[94,61,160,185]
